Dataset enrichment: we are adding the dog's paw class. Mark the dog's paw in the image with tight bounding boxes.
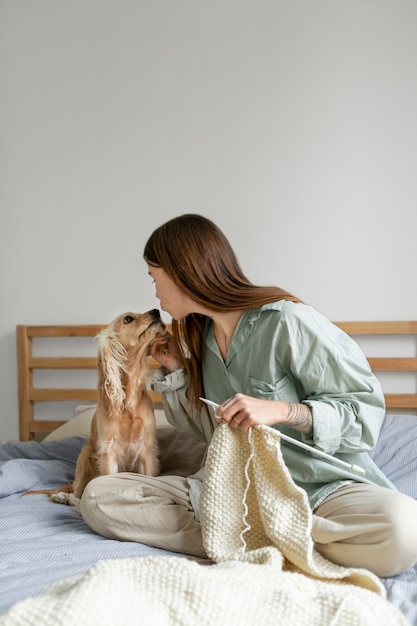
[50,492,74,505]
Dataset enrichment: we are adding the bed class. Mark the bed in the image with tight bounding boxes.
[0,321,416,625]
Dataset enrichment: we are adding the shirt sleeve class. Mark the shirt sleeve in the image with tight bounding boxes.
[151,368,212,443]
[277,304,386,456]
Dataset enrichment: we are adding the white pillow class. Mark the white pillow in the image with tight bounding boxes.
[43,404,172,442]
[43,405,96,441]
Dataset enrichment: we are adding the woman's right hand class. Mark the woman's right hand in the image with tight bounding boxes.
[149,331,183,372]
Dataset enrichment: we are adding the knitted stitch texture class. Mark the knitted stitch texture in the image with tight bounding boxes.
[200,424,384,592]
[0,555,408,626]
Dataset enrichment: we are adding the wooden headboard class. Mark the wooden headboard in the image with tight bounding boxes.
[16,324,162,441]
[16,321,417,441]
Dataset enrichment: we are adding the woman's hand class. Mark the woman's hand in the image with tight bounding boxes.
[149,331,183,372]
[216,393,313,434]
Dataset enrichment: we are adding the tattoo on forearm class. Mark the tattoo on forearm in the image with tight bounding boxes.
[286,403,313,433]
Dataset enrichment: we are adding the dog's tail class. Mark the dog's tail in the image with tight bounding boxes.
[24,482,74,497]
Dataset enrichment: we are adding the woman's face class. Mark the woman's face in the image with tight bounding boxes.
[147,265,198,320]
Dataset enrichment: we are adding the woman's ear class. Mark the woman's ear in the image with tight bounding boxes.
[96,329,127,414]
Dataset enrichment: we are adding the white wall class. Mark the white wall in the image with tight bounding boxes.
[1,0,416,441]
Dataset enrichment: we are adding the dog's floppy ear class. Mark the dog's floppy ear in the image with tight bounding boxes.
[96,328,127,413]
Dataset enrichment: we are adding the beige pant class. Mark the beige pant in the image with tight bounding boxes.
[80,474,417,577]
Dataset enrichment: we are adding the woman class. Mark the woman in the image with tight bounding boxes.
[80,214,417,576]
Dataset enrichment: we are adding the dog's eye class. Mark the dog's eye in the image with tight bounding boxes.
[123,316,134,324]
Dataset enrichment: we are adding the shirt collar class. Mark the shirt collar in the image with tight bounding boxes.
[203,301,285,363]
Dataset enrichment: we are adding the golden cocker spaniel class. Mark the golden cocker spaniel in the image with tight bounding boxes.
[29,309,166,504]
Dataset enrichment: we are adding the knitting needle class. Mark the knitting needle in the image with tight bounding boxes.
[199,397,365,476]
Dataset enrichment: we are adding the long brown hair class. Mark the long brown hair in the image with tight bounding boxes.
[144,214,301,406]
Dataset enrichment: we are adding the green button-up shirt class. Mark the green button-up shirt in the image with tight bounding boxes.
[152,301,394,511]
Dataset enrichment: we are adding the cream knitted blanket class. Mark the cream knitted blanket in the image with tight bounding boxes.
[0,425,407,626]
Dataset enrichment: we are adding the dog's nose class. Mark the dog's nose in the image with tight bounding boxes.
[151,309,160,319]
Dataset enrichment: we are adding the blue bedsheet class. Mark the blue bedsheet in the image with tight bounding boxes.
[1,417,416,624]
[0,436,184,615]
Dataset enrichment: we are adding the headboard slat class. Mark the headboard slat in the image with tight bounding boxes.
[334,321,417,334]
[16,326,33,442]
[29,357,98,369]
[385,394,417,409]
[28,420,67,434]
[368,357,417,372]
[29,389,99,402]
[25,325,105,338]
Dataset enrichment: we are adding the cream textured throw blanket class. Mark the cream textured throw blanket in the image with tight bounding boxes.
[0,425,407,626]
